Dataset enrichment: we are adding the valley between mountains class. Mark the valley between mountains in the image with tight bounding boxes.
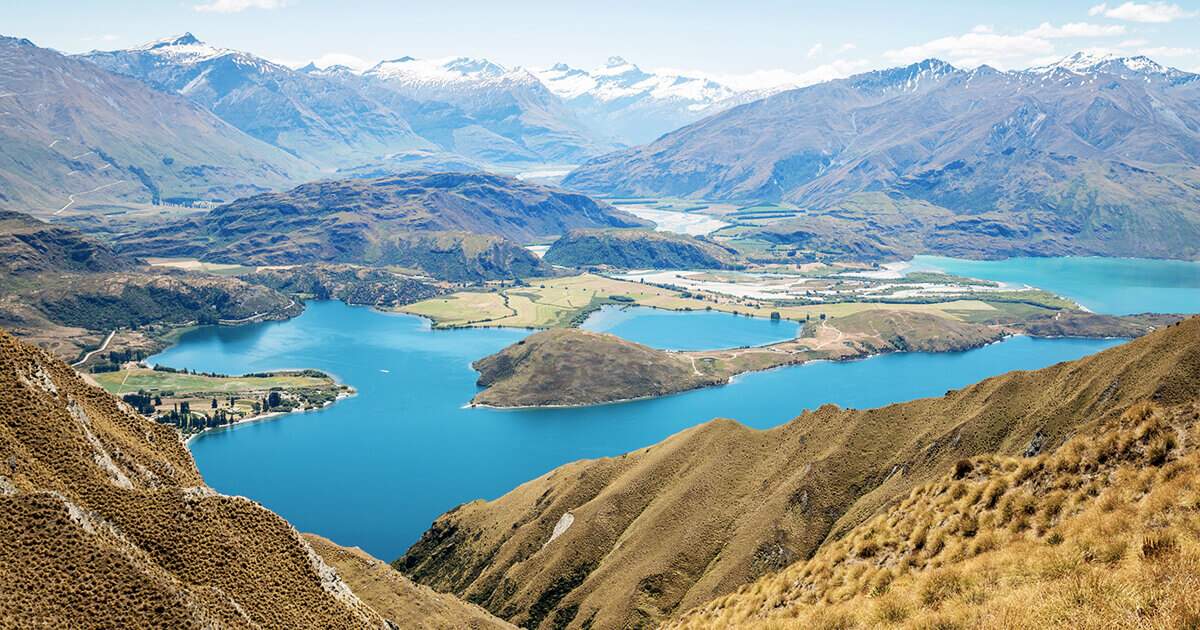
[2,18,1200,630]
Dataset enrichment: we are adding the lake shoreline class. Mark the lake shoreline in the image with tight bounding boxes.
[183,389,356,446]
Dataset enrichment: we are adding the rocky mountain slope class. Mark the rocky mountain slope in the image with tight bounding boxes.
[672,398,1200,628]
[119,172,645,278]
[398,316,1200,629]
[544,229,742,269]
[0,35,312,214]
[80,34,433,169]
[566,54,1200,260]
[0,211,133,275]
[471,328,726,407]
[0,329,514,627]
[316,56,608,165]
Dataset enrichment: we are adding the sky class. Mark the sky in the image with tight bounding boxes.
[4,1,1199,89]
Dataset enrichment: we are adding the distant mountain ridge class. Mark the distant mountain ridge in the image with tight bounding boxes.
[565,54,1200,260]
[80,34,433,169]
[534,57,769,145]
[0,35,312,214]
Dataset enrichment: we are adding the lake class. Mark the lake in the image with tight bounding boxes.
[910,255,1200,315]
[165,301,1122,561]
[581,305,798,350]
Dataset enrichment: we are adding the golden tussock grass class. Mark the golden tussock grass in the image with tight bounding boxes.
[669,400,1200,629]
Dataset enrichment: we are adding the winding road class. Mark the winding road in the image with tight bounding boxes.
[72,330,115,367]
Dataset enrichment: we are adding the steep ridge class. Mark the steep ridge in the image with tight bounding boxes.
[118,172,646,277]
[672,399,1200,628]
[305,534,516,630]
[0,329,514,627]
[565,55,1200,260]
[0,35,311,214]
[544,229,742,270]
[81,34,433,169]
[398,317,1200,629]
[0,330,383,626]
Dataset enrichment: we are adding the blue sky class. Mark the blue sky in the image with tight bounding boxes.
[5,1,1198,86]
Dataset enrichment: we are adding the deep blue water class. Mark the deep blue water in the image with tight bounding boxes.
[581,305,798,349]
[910,255,1200,315]
[163,301,1121,561]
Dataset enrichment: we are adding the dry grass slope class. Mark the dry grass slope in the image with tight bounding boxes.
[0,329,511,628]
[672,400,1200,629]
[471,328,726,407]
[306,534,516,630]
[398,317,1200,630]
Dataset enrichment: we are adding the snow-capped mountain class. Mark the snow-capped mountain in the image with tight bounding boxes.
[1031,51,1199,84]
[346,56,608,164]
[80,34,431,169]
[535,57,777,144]
[565,54,1200,259]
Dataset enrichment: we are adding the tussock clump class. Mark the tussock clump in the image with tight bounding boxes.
[668,400,1200,629]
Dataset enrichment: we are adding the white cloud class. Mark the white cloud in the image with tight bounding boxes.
[884,32,1055,69]
[194,0,287,13]
[1118,38,1150,46]
[806,43,824,58]
[1137,45,1199,56]
[836,43,857,53]
[971,24,994,33]
[1025,21,1126,38]
[1088,2,1197,22]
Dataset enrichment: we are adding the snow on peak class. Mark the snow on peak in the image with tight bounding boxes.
[1033,51,1170,76]
[365,55,530,88]
[534,56,739,105]
[130,33,231,64]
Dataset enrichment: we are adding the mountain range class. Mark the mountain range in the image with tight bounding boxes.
[0,35,312,214]
[81,34,433,170]
[75,35,788,169]
[117,172,647,280]
[534,57,769,145]
[565,53,1200,260]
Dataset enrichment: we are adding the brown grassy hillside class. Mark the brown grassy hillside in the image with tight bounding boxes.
[672,399,1200,629]
[398,317,1200,629]
[471,328,726,407]
[306,534,516,630]
[0,329,506,628]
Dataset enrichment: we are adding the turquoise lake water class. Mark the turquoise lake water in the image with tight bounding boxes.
[581,305,799,349]
[165,301,1122,561]
[910,255,1200,314]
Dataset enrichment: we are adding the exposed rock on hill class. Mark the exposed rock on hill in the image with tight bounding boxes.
[0,329,516,627]
[544,229,742,269]
[0,211,133,274]
[471,328,725,407]
[305,534,515,630]
[399,317,1200,629]
[566,56,1200,260]
[0,330,383,626]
